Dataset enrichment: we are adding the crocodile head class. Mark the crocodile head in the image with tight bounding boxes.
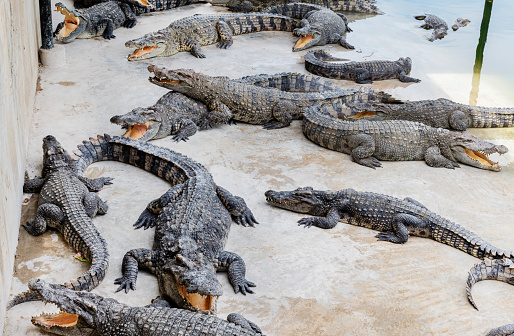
[42,135,73,172]
[160,253,221,313]
[147,66,200,95]
[292,27,322,52]
[395,57,413,74]
[110,107,166,141]
[265,187,326,214]
[26,278,116,336]
[54,3,87,43]
[126,32,173,61]
[446,131,508,171]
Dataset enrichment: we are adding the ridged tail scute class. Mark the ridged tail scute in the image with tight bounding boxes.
[226,14,295,35]
[466,258,514,310]
[306,49,350,62]
[263,3,325,19]
[7,290,41,310]
[238,72,341,92]
[470,107,514,128]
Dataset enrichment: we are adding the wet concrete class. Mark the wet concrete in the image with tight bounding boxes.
[3,0,514,335]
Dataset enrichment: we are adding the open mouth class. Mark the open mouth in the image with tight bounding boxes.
[348,111,377,119]
[178,284,218,312]
[128,45,157,61]
[32,311,79,328]
[55,5,80,38]
[465,149,500,170]
[122,121,151,139]
[293,34,314,51]
[137,0,151,6]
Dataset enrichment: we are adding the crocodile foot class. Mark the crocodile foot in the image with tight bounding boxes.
[114,276,136,293]
[133,209,157,230]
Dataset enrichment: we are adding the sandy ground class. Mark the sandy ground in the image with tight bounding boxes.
[4,0,514,335]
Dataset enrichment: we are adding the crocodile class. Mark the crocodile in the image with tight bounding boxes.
[486,325,514,336]
[264,187,514,306]
[148,66,398,129]
[23,278,264,335]
[452,17,470,31]
[347,98,514,131]
[54,1,138,43]
[414,14,448,42]
[72,135,258,313]
[304,49,421,83]
[302,105,508,171]
[74,0,201,14]
[208,0,383,14]
[7,135,112,309]
[125,13,295,60]
[263,3,354,51]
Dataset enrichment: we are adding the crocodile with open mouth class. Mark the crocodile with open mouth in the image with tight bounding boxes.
[302,105,508,171]
[72,135,258,313]
[125,12,295,60]
[53,1,139,43]
[347,98,514,131]
[23,278,264,335]
[263,2,354,51]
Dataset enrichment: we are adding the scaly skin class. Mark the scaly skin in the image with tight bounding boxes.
[348,98,514,131]
[125,13,295,60]
[8,136,111,309]
[414,14,448,42]
[24,279,263,336]
[237,72,343,92]
[208,0,383,14]
[74,0,201,13]
[302,105,508,171]
[305,49,421,83]
[148,66,395,129]
[72,135,258,313]
[265,187,514,309]
[263,3,354,51]
[53,1,137,43]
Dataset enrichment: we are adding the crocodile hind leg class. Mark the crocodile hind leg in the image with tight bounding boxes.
[78,175,114,192]
[114,248,160,293]
[206,100,233,125]
[217,251,256,295]
[349,68,373,84]
[216,186,258,227]
[263,101,295,129]
[216,21,234,49]
[120,3,137,28]
[347,133,382,169]
[171,118,198,142]
[98,18,116,39]
[403,197,427,209]
[424,146,460,169]
[23,177,46,193]
[297,208,341,229]
[23,203,64,236]
[334,34,354,49]
[375,213,426,244]
[397,71,421,83]
[448,110,468,131]
[83,192,109,217]
[227,313,262,333]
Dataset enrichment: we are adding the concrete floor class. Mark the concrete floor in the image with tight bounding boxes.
[4,0,514,335]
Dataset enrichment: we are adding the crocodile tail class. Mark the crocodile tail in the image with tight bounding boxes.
[73,134,115,174]
[307,49,349,62]
[311,0,383,14]
[237,72,341,92]
[469,106,514,128]
[226,14,295,35]
[485,324,514,336]
[466,258,514,310]
[7,290,41,310]
[263,3,325,19]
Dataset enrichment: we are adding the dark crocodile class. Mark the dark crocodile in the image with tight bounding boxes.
[7,136,112,309]
[414,14,448,42]
[125,13,295,60]
[208,0,383,14]
[54,1,138,43]
[74,0,201,13]
[304,49,421,83]
[72,135,258,313]
[148,66,397,129]
[302,105,508,171]
[263,3,354,51]
[265,187,514,306]
[24,278,263,335]
[347,98,514,131]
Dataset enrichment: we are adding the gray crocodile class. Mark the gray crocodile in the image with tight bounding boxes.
[414,14,448,42]
[24,278,263,335]
[54,1,139,42]
[486,324,514,336]
[302,105,508,171]
[265,187,514,307]
[208,0,383,14]
[72,135,258,313]
[452,17,470,31]
[263,3,354,51]
[148,66,397,129]
[304,49,421,83]
[74,0,201,13]
[125,12,295,60]
[8,136,112,309]
[347,98,514,131]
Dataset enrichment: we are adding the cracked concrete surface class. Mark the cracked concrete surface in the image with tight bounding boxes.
[4,0,514,335]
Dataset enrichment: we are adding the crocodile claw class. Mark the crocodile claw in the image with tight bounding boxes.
[114,277,136,293]
[233,279,256,295]
[133,209,157,230]
[298,217,315,228]
[233,209,258,227]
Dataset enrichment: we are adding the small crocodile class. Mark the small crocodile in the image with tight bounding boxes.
[452,18,470,31]
[54,1,139,43]
[125,13,295,60]
[72,135,258,313]
[8,136,112,309]
[347,98,514,131]
[302,105,508,171]
[304,49,421,83]
[208,0,383,14]
[24,278,264,335]
[265,187,514,306]
[148,66,396,129]
[414,14,448,42]
[263,3,354,51]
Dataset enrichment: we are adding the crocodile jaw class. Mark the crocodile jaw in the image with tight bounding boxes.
[127,43,167,61]
[451,146,507,171]
[178,284,218,312]
[121,121,159,140]
[292,33,321,52]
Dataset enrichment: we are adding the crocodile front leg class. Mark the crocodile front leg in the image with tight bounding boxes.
[207,100,233,125]
[403,197,427,209]
[263,101,295,130]
[216,21,234,49]
[448,110,468,131]
[375,213,427,244]
[78,175,114,192]
[184,39,205,58]
[23,203,64,236]
[23,177,46,193]
[334,33,354,49]
[120,2,137,28]
[98,18,116,39]
[83,192,109,217]
[217,251,255,295]
[397,71,421,83]
[424,146,460,169]
[115,248,160,293]
[216,186,258,227]
[298,207,340,229]
[171,118,198,142]
[227,313,262,333]
[348,133,382,169]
